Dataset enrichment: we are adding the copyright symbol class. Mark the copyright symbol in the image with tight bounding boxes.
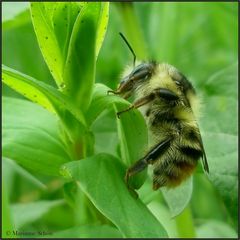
[6,230,11,236]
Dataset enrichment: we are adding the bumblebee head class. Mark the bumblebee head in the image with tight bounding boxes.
[116,62,156,99]
[149,63,196,101]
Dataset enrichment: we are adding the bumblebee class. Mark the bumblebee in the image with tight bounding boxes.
[109,33,209,191]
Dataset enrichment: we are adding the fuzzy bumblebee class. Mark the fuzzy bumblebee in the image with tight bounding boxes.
[109,34,209,191]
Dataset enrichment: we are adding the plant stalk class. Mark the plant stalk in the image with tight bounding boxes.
[175,206,196,238]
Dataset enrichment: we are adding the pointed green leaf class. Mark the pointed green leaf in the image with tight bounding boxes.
[63,3,101,111]
[30,2,108,100]
[2,65,86,141]
[96,3,109,58]
[61,153,168,238]
[30,2,64,85]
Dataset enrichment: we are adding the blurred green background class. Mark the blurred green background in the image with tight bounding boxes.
[2,2,238,238]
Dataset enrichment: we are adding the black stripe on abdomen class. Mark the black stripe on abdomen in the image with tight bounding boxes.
[179,146,202,159]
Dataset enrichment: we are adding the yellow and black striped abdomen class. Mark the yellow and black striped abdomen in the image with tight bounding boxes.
[148,110,203,190]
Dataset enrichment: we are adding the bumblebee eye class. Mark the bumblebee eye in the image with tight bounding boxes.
[129,63,153,82]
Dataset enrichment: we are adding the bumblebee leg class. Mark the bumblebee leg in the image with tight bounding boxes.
[117,94,154,118]
[107,90,120,95]
[125,138,171,192]
[117,88,178,118]
[124,158,148,198]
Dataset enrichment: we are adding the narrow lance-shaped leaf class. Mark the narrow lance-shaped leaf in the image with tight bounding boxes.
[30,2,85,86]
[95,3,109,58]
[30,2,64,85]
[50,2,82,62]
[63,3,102,111]
[61,153,168,238]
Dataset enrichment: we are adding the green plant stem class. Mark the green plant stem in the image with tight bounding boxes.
[116,3,148,60]
[62,122,108,225]
[175,206,196,238]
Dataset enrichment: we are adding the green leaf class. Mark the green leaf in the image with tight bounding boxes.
[30,2,109,107]
[3,158,46,190]
[11,200,64,229]
[114,103,148,168]
[161,176,193,217]
[48,225,122,238]
[201,62,237,135]
[61,153,168,238]
[63,3,103,111]
[203,132,237,227]
[3,97,71,176]
[50,2,83,62]
[200,63,237,226]
[204,62,237,99]
[86,83,126,125]
[147,201,178,238]
[30,2,63,85]
[115,102,148,189]
[86,83,148,188]
[89,84,148,165]
[96,3,109,58]
[2,65,86,141]
[196,220,237,238]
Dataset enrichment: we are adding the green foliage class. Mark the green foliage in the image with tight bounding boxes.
[49,225,122,238]
[2,2,237,238]
[62,153,167,238]
[12,200,64,229]
[162,177,193,218]
[2,97,71,176]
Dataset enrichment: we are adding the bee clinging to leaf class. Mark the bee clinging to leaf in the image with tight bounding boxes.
[109,33,209,192]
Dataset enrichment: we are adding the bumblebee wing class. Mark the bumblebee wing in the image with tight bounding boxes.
[198,130,209,173]
[201,143,209,173]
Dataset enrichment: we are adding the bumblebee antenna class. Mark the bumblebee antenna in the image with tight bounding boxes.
[119,32,136,67]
